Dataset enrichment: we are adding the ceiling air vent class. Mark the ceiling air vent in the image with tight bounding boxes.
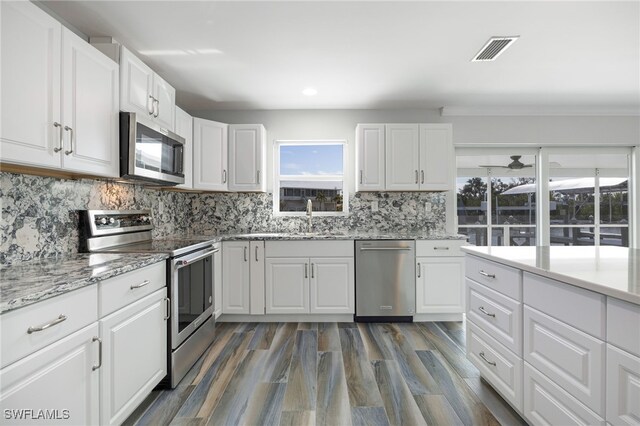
[472,36,519,62]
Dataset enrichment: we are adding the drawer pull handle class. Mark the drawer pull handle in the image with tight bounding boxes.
[417,262,421,278]
[479,351,496,366]
[479,270,496,279]
[130,280,150,290]
[478,306,496,317]
[27,314,67,334]
[433,246,450,250]
[92,337,102,371]
[164,297,171,320]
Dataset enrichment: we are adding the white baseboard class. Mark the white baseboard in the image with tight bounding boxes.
[413,313,464,322]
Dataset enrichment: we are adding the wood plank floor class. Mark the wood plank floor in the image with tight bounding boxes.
[124,321,526,426]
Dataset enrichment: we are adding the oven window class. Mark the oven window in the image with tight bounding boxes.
[177,256,213,333]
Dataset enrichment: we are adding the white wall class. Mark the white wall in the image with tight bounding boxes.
[192,108,640,193]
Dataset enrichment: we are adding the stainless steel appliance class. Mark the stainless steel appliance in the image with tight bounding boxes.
[355,240,416,322]
[120,112,185,185]
[80,210,217,388]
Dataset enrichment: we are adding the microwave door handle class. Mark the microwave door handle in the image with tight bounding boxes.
[174,248,220,270]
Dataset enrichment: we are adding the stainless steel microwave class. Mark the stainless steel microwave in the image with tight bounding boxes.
[120,112,185,185]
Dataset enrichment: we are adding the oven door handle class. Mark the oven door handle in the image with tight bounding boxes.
[174,248,219,270]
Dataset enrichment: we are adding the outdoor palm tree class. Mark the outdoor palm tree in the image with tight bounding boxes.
[315,191,327,210]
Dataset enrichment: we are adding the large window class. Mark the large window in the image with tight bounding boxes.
[456,148,631,248]
[274,141,348,215]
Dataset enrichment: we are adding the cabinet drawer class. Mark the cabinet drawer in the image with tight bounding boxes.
[467,279,522,355]
[99,262,166,317]
[467,320,523,412]
[524,272,605,339]
[606,344,640,426]
[416,240,465,257]
[524,363,605,426]
[265,240,354,258]
[524,306,605,416]
[1,285,98,368]
[607,298,640,358]
[465,255,521,300]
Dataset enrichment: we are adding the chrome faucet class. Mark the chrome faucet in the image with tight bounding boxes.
[306,199,313,232]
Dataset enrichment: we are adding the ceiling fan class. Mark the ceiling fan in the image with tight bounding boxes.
[480,155,534,170]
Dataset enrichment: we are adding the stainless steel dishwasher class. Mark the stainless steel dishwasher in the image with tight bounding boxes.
[355,240,415,322]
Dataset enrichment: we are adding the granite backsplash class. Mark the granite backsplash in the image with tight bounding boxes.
[1,172,447,265]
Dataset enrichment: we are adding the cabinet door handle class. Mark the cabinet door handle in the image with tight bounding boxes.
[311,263,315,278]
[92,337,102,371]
[479,351,496,366]
[154,99,159,118]
[164,297,171,320]
[148,95,155,115]
[360,170,363,184]
[305,263,308,278]
[223,169,227,183]
[417,263,421,278]
[415,170,419,184]
[434,246,450,251]
[244,246,248,262]
[64,126,74,155]
[130,280,150,290]
[256,170,261,184]
[27,314,67,334]
[255,246,259,262]
[478,306,496,317]
[421,170,425,184]
[479,270,496,279]
[53,122,64,152]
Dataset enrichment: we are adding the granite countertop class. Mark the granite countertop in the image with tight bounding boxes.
[207,231,467,241]
[462,245,640,305]
[0,253,168,315]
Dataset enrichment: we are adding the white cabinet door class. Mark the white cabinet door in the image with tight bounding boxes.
[385,124,420,191]
[153,74,175,131]
[606,344,640,426]
[228,124,266,192]
[416,257,465,314]
[222,242,250,314]
[174,107,193,190]
[249,241,265,315]
[356,124,385,191]
[0,323,100,425]
[265,258,309,314]
[309,257,354,314]
[99,289,167,426]
[61,28,119,178]
[119,47,154,118]
[193,118,228,191]
[419,124,453,191]
[0,1,61,169]
[213,244,223,319]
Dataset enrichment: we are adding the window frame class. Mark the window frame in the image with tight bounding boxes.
[273,139,349,217]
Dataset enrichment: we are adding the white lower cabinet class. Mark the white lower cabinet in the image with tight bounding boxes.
[265,258,309,314]
[0,323,100,425]
[99,288,167,426]
[524,362,605,426]
[606,344,640,426]
[222,241,264,315]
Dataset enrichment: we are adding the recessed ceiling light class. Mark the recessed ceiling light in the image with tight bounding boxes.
[302,87,318,96]
[471,36,519,62]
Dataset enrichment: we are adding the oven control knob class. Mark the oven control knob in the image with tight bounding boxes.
[98,217,107,225]
[108,218,115,225]
[141,216,149,223]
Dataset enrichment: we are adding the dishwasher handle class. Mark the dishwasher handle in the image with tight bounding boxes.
[359,247,412,251]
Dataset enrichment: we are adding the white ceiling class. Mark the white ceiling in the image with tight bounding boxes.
[43,1,640,112]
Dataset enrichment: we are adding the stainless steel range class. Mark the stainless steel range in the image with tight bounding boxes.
[80,210,218,388]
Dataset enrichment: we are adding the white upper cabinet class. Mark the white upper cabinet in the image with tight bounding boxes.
[193,118,228,191]
[419,124,453,191]
[61,29,119,177]
[356,123,453,192]
[385,124,420,191]
[228,124,266,192]
[174,107,193,190]
[0,2,118,178]
[120,46,175,132]
[356,124,385,191]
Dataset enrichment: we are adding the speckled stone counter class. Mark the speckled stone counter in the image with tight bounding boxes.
[462,245,640,305]
[204,231,467,241]
[0,253,168,314]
